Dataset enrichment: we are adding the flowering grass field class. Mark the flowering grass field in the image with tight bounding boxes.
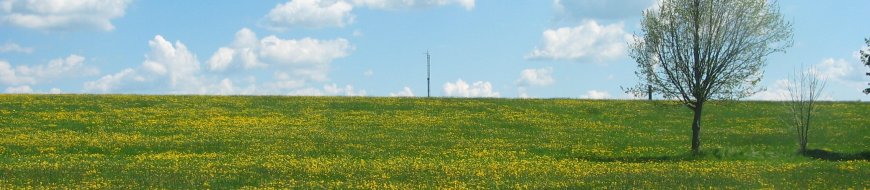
[0,95,867,188]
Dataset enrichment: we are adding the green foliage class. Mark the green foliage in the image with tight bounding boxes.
[861,38,870,94]
[0,95,867,189]
[629,0,793,154]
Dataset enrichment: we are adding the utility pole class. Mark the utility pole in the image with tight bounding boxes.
[426,51,431,98]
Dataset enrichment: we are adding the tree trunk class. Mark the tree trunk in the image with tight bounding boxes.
[799,141,807,155]
[691,103,704,155]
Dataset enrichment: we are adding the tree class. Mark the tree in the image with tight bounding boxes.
[861,38,870,94]
[785,67,825,155]
[628,0,793,155]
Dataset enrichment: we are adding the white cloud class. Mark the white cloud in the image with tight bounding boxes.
[517,87,530,98]
[91,31,359,95]
[262,0,474,30]
[85,35,203,93]
[324,83,366,96]
[0,60,32,85]
[48,87,62,94]
[206,28,264,72]
[0,54,97,85]
[750,78,834,101]
[216,78,234,95]
[206,47,235,71]
[83,68,136,92]
[288,87,324,96]
[264,0,354,30]
[527,20,631,62]
[517,67,555,86]
[258,35,351,81]
[810,58,862,82]
[443,78,499,98]
[145,35,202,90]
[804,58,868,95]
[0,42,33,53]
[0,0,131,31]
[363,69,373,76]
[269,72,307,88]
[207,28,351,82]
[4,85,32,93]
[17,54,98,81]
[288,83,366,96]
[390,86,414,97]
[352,0,475,10]
[581,90,610,99]
[554,0,655,20]
[749,79,790,101]
[260,36,351,65]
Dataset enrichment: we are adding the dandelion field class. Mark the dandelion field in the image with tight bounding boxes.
[0,95,867,189]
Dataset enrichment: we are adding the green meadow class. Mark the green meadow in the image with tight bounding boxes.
[0,95,867,188]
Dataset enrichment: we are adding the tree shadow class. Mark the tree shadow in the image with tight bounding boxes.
[804,149,870,161]
[576,153,700,163]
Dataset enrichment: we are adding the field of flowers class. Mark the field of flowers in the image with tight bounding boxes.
[0,94,867,188]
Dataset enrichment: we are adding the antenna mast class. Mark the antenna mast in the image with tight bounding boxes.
[426,51,431,98]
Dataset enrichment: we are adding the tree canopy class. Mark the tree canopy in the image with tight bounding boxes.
[628,0,793,154]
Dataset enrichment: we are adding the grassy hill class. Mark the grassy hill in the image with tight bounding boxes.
[0,95,867,188]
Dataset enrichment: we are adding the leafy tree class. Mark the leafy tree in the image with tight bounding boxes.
[628,0,793,154]
[785,67,825,155]
[861,38,870,94]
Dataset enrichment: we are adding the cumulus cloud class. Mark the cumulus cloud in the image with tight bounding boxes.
[206,28,263,72]
[0,60,32,85]
[206,47,236,71]
[517,67,555,86]
[581,90,610,99]
[0,42,33,53]
[83,68,136,92]
[262,0,474,30]
[0,54,98,85]
[144,35,202,89]
[4,85,32,93]
[90,31,359,95]
[517,87,530,98]
[554,0,656,20]
[288,83,366,96]
[3,85,68,94]
[260,36,352,65]
[749,79,790,101]
[0,0,131,31]
[264,0,355,30]
[809,58,863,82]
[801,58,867,95]
[390,86,414,97]
[352,0,475,10]
[527,20,632,62]
[750,78,836,101]
[48,87,62,94]
[443,79,499,98]
[85,35,203,93]
[207,28,351,82]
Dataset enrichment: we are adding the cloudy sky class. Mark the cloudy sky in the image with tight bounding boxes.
[1,0,868,100]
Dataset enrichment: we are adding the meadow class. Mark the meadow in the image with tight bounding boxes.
[0,94,867,189]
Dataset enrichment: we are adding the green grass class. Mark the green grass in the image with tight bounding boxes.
[0,94,867,189]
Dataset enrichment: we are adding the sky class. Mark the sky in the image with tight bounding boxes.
[0,0,868,101]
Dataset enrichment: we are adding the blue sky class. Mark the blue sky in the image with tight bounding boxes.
[1,0,868,101]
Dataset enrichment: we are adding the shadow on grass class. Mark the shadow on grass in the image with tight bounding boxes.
[804,149,870,161]
[578,155,694,163]
[575,148,777,163]
[577,153,704,163]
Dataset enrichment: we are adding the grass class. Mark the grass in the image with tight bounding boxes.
[0,94,867,189]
